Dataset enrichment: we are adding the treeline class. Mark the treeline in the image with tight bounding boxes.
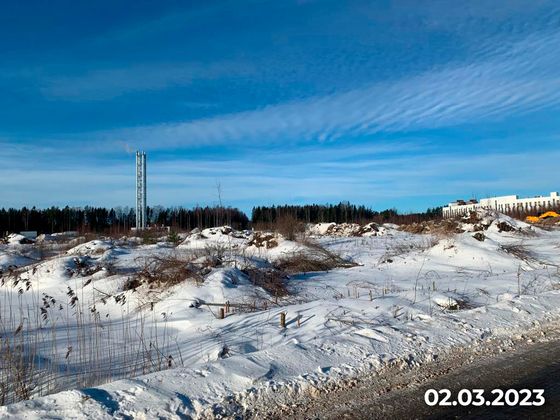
[1,202,444,235]
[0,206,249,235]
[251,202,442,225]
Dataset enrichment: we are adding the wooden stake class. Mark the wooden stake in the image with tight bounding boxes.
[219,308,225,319]
[280,312,286,328]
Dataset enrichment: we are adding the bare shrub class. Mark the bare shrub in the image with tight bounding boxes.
[500,243,535,264]
[274,214,304,241]
[242,267,290,297]
[203,243,229,260]
[167,230,181,245]
[380,237,438,264]
[275,241,355,274]
[520,273,550,295]
[380,242,411,263]
[122,276,143,291]
[127,255,203,290]
[67,256,103,277]
[140,229,161,245]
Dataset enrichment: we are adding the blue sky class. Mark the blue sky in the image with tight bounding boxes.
[1,0,560,214]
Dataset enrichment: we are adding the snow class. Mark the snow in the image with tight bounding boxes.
[307,222,390,237]
[36,231,79,243]
[6,233,28,244]
[1,213,560,418]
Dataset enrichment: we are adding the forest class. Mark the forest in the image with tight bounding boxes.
[0,202,442,235]
[0,206,250,235]
[251,202,442,225]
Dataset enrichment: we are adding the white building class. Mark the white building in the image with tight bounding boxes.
[443,192,560,218]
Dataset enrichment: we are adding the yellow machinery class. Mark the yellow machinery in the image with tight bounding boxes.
[526,211,560,223]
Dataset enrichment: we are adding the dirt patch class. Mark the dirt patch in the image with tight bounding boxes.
[248,232,279,249]
[472,232,485,242]
[496,221,516,232]
[399,219,461,235]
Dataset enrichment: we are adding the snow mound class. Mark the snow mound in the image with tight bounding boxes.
[486,214,532,234]
[201,226,252,239]
[354,328,389,342]
[5,234,31,245]
[432,294,459,309]
[308,222,389,237]
[180,226,252,249]
[311,223,337,235]
[383,223,400,229]
[36,232,79,243]
[402,210,539,236]
[3,220,560,418]
[463,210,535,233]
[66,240,113,256]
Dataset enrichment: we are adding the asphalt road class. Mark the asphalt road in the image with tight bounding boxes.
[379,339,560,419]
[278,334,560,420]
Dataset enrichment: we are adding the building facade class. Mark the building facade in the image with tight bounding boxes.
[443,192,560,218]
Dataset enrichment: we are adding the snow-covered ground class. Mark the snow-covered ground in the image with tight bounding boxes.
[1,212,560,418]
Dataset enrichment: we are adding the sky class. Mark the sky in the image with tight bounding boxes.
[1,0,560,215]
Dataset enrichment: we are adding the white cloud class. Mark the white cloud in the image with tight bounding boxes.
[102,30,560,149]
[2,138,557,211]
[40,61,255,100]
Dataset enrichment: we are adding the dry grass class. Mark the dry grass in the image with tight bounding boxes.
[500,243,535,264]
[241,241,353,297]
[0,229,362,405]
[379,237,439,264]
[0,281,179,406]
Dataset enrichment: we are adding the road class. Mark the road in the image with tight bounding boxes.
[269,331,560,419]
